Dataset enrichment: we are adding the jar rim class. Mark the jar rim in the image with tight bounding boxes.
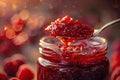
[39,36,107,55]
[39,36,107,47]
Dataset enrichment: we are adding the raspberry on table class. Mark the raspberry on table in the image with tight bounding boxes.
[3,54,26,76]
[111,52,120,71]
[111,66,120,80]
[16,64,34,80]
[45,16,94,40]
[11,54,26,67]
[0,72,7,80]
[113,39,120,52]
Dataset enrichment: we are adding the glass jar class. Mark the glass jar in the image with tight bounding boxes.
[37,36,109,80]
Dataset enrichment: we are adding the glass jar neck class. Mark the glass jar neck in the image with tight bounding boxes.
[39,36,107,65]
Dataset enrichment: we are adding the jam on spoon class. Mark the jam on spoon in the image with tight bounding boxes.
[45,16,94,46]
[45,16,94,39]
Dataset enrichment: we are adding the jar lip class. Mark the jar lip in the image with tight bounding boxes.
[39,36,107,47]
[39,36,107,56]
[39,36,62,54]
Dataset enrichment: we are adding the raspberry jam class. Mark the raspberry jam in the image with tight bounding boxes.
[37,36,109,80]
[45,16,94,40]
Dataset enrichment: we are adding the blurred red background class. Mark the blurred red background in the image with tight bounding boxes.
[0,0,120,80]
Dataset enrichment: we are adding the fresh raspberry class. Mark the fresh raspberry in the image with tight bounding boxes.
[10,77,20,80]
[3,54,26,76]
[11,54,26,67]
[117,76,120,80]
[0,73,7,80]
[12,18,24,32]
[111,66,120,80]
[45,16,94,40]
[111,52,120,71]
[3,58,17,76]
[17,64,34,80]
[113,39,120,52]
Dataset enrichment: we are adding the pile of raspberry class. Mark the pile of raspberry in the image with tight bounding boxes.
[0,54,34,80]
[111,39,120,80]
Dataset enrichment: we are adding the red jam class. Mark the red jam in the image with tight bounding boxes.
[45,16,94,40]
[37,16,109,80]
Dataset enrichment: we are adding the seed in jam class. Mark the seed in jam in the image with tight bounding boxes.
[45,16,94,40]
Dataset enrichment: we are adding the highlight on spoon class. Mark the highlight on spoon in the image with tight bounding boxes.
[93,18,120,36]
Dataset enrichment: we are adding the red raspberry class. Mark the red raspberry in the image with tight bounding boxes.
[12,18,24,32]
[111,52,120,71]
[0,73,7,80]
[117,76,120,80]
[113,39,120,52]
[45,16,94,40]
[3,54,26,76]
[10,77,20,80]
[17,64,34,80]
[3,58,17,76]
[11,54,26,67]
[111,66,120,80]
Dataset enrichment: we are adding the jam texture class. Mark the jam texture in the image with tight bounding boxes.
[37,57,109,80]
[45,16,94,40]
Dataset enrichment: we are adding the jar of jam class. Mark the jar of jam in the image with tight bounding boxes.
[37,36,109,80]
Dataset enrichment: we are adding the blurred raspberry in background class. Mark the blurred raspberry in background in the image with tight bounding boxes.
[0,0,120,80]
[111,39,120,80]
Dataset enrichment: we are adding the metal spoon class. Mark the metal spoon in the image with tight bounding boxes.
[93,18,120,36]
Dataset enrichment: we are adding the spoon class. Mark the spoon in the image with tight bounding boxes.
[93,18,120,36]
[56,18,120,40]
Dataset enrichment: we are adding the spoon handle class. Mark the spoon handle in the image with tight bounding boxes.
[94,18,120,36]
